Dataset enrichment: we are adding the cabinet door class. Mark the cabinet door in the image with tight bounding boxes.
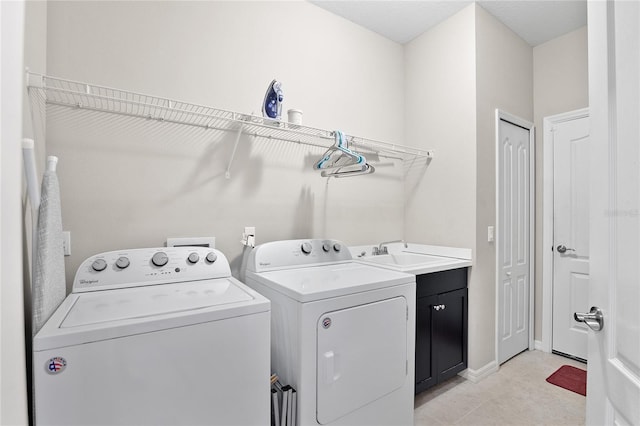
[415,294,437,393]
[434,288,468,383]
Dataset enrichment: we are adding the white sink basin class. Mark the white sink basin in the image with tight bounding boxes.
[354,249,472,274]
[361,253,450,267]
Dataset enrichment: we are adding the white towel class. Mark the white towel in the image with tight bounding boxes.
[33,157,66,335]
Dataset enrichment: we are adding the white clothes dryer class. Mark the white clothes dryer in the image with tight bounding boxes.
[245,239,416,426]
[33,246,270,426]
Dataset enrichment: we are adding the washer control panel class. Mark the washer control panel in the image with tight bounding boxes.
[73,247,231,293]
[247,239,352,272]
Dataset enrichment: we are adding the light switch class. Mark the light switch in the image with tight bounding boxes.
[63,231,71,256]
[487,226,494,243]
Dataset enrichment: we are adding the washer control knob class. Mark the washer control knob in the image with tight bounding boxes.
[301,242,313,254]
[322,243,331,252]
[115,256,130,269]
[187,252,200,264]
[333,243,342,252]
[151,251,169,267]
[91,258,107,272]
[205,252,217,264]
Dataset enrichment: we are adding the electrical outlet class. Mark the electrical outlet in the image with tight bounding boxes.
[62,231,71,256]
[242,226,256,247]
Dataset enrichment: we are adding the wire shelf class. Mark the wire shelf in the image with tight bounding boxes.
[26,72,433,162]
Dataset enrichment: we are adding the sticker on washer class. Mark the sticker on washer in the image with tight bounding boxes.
[321,317,332,329]
[46,357,67,375]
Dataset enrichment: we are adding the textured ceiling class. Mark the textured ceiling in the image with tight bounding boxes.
[309,0,587,46]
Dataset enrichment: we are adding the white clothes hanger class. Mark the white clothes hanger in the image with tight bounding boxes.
[320,162,375,178]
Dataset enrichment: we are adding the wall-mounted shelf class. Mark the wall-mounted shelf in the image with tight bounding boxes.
[26,72,433,169]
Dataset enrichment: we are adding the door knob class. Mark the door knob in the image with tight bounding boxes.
[574,306,604,331]
[557,245,576,254]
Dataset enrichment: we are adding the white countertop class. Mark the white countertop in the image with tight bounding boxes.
[349,243,472,275]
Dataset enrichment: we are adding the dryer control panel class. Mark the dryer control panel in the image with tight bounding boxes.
[72,247,231,293]
[247,239,352,272]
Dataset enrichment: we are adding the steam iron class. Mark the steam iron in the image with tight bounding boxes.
[262,79,284,121]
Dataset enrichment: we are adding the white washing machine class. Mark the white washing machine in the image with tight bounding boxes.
[244,239,416,426]
[33,246,270,426]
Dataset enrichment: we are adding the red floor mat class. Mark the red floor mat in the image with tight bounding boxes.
[546,365,587,396]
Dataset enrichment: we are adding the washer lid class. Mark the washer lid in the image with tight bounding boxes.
[61,278,253,328]
[249,262,414,302]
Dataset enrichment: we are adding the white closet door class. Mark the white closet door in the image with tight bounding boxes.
[316,297,407,425]
[497,114,534,364]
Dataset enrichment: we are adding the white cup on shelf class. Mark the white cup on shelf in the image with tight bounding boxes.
[287,109,303,127]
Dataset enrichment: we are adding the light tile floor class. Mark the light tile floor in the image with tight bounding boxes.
[414,350,586,425]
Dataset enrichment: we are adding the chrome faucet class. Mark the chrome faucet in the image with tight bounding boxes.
[372,240,408,256]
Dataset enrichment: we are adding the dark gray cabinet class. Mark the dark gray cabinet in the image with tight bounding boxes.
[415,268,468,394]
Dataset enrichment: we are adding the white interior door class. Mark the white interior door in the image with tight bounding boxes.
[586,1,640,424]
[552,114,590,361]
[496,111,534,365]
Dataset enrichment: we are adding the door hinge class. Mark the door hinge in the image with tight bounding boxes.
[406,306,409,321]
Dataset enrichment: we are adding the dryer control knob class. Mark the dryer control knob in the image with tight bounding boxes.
[322,243,331,252]
[115,256,130,269]
[205,252,217,264]
[151,251,169,267]
[333,243,342,252]
[187,252,200,264]
[91,258,107,272]
[301,242,313,254]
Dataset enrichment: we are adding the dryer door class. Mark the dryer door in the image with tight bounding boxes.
[316,296,407,424]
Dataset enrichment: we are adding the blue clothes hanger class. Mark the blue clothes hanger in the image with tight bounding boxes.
[314,131,366,171]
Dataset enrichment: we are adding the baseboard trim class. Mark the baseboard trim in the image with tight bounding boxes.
[534,340,544,351]
[458,360,499,383]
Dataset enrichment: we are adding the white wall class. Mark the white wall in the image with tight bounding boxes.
[532,26,588,340]
[44,0,406,287]
[404,3,534,372]
[1,1,29,424]
[403,3,486,368]
[403,4,477,250]
[475,4,533,368]
[404,3,478,369]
